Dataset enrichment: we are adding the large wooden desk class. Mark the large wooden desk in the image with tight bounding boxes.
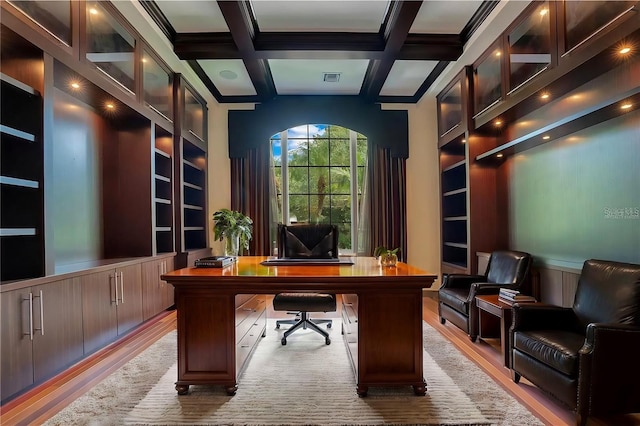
[162,256,436,397]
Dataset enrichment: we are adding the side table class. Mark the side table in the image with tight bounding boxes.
[475,294,515,368]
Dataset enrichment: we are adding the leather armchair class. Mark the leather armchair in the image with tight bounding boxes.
[511,259,640,426]
[438,250,532,341]
[273,224,338,345]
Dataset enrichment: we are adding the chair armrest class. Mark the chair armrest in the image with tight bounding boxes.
[440,274,485,290]
[511,304,576,331]
[578,324,640,418]
[469,282,519,298]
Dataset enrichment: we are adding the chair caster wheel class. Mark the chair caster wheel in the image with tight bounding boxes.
[327,323,332,329]
[325,337,331,345]
[276,324,280,329]
[281,338,287,345]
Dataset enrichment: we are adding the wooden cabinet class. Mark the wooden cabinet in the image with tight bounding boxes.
[81,264,143,355]
[235,295,266,376]
[142,255,175,321]
[341,293,358,376]
[1,277,83,402]
[153,124,175,255]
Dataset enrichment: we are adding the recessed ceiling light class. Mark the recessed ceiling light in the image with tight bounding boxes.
[106,103,114,110]
[539,8,548,17]
[494,120,502,126]
[621,103,633,110]
[495,51,501,57]
[461,139,466,144]
[540,92,550,100]
[496,153,503,158]
[542,135,550,140]
[219,70,238,80]
[70,82,80,89]
[619,46,631,55]
[89,8,98,15]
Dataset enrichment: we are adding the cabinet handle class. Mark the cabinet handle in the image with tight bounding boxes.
[34,290,44,336]
[23,293,34,341]
[120,271,125,304]
[113,272,119,306]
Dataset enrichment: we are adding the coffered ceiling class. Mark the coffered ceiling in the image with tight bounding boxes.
[139,0,499,103]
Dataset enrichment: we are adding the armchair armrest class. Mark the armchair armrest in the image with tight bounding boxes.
[440,274,485,290]
[511,304,577,331]
[578,323,640,418]
[469,282,519,299]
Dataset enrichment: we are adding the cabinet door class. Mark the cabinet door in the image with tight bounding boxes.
[81,270,118,354]
[0,288,34,400]
[141,259,163,321]
[116,263,143,335]
[31,278,84,383]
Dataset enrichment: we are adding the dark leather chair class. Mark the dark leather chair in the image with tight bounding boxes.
[438,250,532,341]
[273,224,338,345]
[511,259,640,426]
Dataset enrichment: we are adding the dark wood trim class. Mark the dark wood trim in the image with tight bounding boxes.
[174,33,239,59]
[460,0,501,42]
[138,0,176,42]
[186,59,223,100]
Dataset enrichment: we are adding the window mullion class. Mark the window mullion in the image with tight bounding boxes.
[281,131,289,224]
[350,130,358,254]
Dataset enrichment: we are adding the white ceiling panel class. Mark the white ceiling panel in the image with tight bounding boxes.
[197,59,257,96]
[269,59,369,95]
[156,1,228,33]
[411,0,484,34]
[250,1,390,32]
[380,60,438,97]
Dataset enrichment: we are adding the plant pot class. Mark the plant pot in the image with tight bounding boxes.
[224,232,240,257]
[380,253,398,267]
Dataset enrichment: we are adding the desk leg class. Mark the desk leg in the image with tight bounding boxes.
[357,289,426,395]
[175,290,236,394]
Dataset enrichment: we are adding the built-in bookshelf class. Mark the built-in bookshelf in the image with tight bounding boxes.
[0,71,44,281]
[153,124,174,254]
[182,139,206,251]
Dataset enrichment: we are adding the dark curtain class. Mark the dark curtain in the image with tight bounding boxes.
[369,145,407,261]
[230,144,271,256]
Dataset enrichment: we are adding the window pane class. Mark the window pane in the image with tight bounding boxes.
[310,195,330,223]
[327,125,348,138]
[309,167,329,194]
[86,2,135,93]
[289,195,309,223]
[288,166,309,194]
[308,138,329,166]
[288,140,308,166]
[9,1,71,45]
[143,51,173,121]
[357,139,367,166]
[508,2,551,92]
[330,167,350,193]
[273,166,282,195]
[330,195,351,223]
[337,223,352,251]
[330,139,350,166]
[357,166,366,194]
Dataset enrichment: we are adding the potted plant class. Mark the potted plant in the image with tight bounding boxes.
[212,209,253,256]
[373,246,399,267]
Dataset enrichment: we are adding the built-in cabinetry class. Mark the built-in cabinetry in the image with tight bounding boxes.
[437,1,640,275]
[235,294,267,376]
[0,0,208,403]
[1,277,83,401]
[341,293,358,377]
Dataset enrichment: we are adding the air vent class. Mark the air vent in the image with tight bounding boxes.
[323,72,341,83]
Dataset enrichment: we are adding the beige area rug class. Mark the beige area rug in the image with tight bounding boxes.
[45,320,543,426]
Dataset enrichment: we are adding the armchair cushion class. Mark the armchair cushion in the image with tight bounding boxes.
[514,330,584,376]
[438,287,470,314]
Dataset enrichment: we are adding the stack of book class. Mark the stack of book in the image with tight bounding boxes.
[498,288,536,305]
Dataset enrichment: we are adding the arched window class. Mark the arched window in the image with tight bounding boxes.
[270,124,367,253]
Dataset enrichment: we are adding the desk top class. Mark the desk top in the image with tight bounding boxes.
[162,256,436,293]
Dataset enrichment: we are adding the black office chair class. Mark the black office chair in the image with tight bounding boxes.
[273,224,338,345]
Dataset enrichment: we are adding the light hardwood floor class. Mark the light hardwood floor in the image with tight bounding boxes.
[1,295,637,425]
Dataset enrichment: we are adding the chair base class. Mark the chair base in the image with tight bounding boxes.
[276,312,332,345]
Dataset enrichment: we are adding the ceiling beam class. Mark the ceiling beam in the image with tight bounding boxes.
[217,0,276,101]
[174,33,238,59]
[360,0,423,101]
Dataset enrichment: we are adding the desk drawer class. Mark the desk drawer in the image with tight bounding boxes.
[236,295,265,344]
[236,310,266,375]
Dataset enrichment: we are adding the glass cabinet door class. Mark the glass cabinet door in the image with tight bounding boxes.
[507,1,552,94]
[85,2,136,94]
[563,1,636,54]
[8,1,72,46]
[438,79,463,137]
[184,86,205,141]
[473,42,503,116]
[143,50,173,122]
